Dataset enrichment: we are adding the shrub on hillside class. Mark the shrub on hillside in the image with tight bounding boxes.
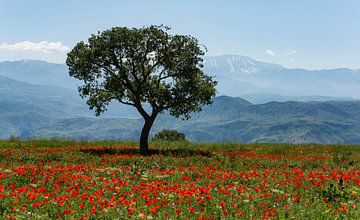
[153,129,186,142]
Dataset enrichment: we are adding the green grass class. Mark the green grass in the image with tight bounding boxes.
[0,139,358,219]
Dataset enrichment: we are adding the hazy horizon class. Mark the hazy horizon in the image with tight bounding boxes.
[1,54,359,72]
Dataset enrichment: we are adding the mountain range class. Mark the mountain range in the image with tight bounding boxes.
[0,56,359,144]
[2,56,359,101]
[203,55,360,100]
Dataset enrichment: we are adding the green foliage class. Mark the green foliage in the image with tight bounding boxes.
[7,135,21,143]
[153,129,186,142]
[318,181,351,201]
[332,147,354,165]
[66,25,217,119]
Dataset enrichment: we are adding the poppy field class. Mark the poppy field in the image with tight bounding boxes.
[0,140,359,219]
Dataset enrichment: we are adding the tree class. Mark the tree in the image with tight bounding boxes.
[66,25,217,153]
[153,129,186,142]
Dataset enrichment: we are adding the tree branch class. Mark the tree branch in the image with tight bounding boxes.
[134,99,150,119]
[118,99,136,107]
[130,60,141,85]
[110,51,137,96]
[157,68,169,86]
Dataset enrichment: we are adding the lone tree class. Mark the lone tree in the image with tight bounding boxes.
[66,25,217,153]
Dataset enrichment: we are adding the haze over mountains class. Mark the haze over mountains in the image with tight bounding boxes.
[2,55,358,102]
[0,55,360,143]
[0,60,77,89]
[203,55,360,101]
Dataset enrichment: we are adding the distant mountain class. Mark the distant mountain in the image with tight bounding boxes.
[0,76,141,138]
[0,75,90,117]
[241,94,357,104]
[22,96,360,144]
[0,60,77,90]
[1,58,358,102]
[203,55,360,99]
[204,55,282,74]
[0,75,90,138]
[1,58,360,144]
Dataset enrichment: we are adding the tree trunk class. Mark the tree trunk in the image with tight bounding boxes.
[139,116,156,154]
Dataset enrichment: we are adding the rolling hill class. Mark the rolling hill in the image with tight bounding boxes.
[1,59,360,143]
[19,96,360,144]
[0,76,139,138]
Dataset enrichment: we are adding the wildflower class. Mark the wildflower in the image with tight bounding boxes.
[222,210,228,216]
[128,207,135,215]
[64,209,72,215]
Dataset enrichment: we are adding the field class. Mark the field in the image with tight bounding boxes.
[0,140,359,219]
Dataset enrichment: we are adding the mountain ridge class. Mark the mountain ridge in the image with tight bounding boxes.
[2,56,359,72]
[1,58,360,143]
[2,57,359,102]
[204,54,360,71]
[23,96,360,144]
[202,55,360,99]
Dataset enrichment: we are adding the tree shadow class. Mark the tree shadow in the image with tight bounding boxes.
[80,147,212,157]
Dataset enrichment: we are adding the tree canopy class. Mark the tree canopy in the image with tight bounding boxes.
[66,25,217,153]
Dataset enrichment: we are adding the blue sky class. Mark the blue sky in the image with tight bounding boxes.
[0,0,359,69]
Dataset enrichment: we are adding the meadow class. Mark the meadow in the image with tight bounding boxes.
[0,139,359,219]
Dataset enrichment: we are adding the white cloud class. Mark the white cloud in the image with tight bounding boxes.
[0,41,70,53]
[265,49,275,56]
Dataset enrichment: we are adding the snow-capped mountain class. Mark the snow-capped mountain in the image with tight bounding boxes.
[203,55,282,75]
[203,55,360,99]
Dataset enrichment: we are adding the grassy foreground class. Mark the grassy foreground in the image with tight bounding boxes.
[0,139,359,219]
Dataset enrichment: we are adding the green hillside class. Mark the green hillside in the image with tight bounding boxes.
[22,96,360,144]
[1,72,360,144]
